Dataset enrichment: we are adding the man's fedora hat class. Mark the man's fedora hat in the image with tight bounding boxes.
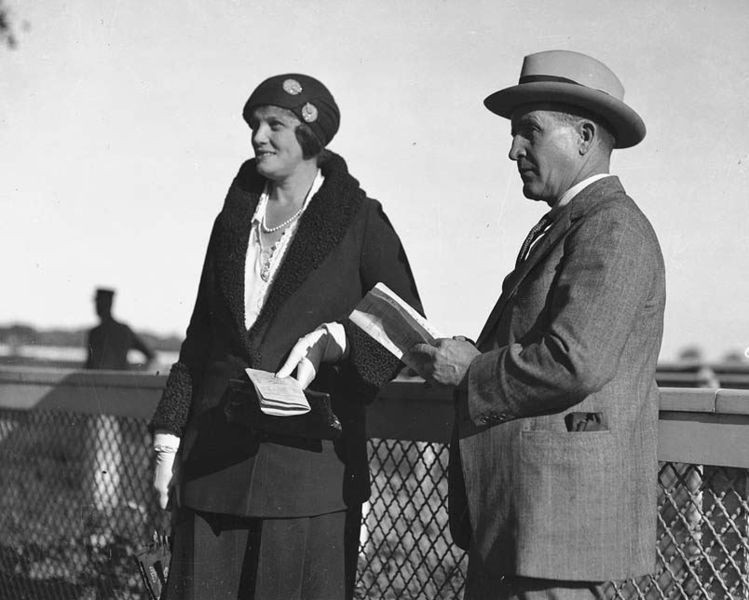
[484,50,646,148]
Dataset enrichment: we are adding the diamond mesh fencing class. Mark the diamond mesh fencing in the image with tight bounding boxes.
[358,440,748,600]
[0,408,168,600]
[0,409,747,599]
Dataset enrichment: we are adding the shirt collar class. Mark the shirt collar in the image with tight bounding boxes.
[554,173,611,213]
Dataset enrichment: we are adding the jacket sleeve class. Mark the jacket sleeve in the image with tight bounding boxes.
[465,204,661,425]
[343,199,423,398]
[149,217,221,436]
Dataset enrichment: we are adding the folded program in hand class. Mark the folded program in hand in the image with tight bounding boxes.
[245,368,310,416]
[349,282,442,359]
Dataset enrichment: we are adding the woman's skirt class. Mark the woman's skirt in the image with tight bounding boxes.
[164,505,362,600]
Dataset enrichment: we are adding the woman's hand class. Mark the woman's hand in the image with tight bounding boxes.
[153,432,180,510]
[276,323,347,389]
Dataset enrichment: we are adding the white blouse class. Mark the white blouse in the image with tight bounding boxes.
[244,170,324,330]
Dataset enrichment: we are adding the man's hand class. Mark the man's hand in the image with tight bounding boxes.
[404,337,481,387]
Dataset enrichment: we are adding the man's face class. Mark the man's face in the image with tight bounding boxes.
[95,297,112,318]
[509,106,581,204]
[248,105,306,181]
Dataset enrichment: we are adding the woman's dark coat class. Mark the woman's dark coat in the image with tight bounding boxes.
[150,151,422,518]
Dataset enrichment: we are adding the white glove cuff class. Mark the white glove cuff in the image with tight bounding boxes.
[322,322,348,361]
[153,431,181,454]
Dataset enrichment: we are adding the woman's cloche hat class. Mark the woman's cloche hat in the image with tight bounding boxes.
[243,74,340,147]
[484,50,646,148]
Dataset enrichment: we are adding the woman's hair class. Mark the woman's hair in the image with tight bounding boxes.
[294,122,327,161]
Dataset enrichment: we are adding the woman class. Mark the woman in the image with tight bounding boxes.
[149,73,422,600]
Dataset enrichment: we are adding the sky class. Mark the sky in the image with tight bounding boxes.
[1,0,748,362]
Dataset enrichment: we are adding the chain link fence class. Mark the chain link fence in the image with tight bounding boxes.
[0,408,747,599]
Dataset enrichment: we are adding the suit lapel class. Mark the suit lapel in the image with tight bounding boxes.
[475,177,623,347]
[476,213,570,347]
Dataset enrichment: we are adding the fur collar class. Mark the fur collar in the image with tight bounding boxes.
[213,151,366,364]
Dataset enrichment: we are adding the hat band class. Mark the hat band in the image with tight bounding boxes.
[519,74,582,86]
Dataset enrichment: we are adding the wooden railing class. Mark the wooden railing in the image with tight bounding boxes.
[2,366,748,467]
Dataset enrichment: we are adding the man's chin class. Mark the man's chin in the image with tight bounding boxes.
[521,184,543,201]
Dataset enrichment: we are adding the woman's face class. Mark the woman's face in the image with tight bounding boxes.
[249,105,306,182]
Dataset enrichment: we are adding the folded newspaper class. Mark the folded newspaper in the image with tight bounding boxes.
[245,368,311,417]
[349,283,442,359]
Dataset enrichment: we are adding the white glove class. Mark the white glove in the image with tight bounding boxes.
[153,432,180,510]
[276,322,347,389]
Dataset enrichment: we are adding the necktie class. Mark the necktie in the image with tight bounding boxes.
[515,214,551,267]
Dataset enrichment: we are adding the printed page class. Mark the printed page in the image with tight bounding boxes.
[245,368,310,416]
[349,282,442,359]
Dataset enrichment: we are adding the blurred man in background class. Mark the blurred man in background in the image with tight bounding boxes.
[85,287,155,370]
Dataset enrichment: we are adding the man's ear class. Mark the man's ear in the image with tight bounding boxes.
[578,120,596,155]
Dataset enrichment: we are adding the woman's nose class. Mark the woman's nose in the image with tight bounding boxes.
[252,124,269,145]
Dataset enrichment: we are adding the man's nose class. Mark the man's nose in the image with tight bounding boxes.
[508,136,524,161]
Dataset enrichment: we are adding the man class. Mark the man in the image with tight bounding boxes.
[85,287,155,370]
[406,50,665,599]
[84,287,156,512]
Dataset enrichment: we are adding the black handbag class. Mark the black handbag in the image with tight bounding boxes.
[223,378,342,440]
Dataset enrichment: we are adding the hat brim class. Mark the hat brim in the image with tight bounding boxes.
[484,82,646,149]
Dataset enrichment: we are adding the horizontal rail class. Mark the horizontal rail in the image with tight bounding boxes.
[1,366,748,467]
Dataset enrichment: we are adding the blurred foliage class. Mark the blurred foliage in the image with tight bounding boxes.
[0,0,17,49]
[0,1,29,49]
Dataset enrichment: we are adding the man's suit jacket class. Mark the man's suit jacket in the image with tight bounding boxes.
[450,176,665,581]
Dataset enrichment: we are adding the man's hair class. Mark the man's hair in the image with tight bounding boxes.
[551,105,616,154]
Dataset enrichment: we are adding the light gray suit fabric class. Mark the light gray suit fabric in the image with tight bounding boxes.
[451,176,666,582]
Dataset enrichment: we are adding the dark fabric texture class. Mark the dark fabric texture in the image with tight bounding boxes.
[165,507,361,600]
[452,177,665,581]
[149,362,192,437]
[149,151,422,517]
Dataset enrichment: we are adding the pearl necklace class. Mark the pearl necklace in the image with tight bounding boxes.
[261,204,305,233]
